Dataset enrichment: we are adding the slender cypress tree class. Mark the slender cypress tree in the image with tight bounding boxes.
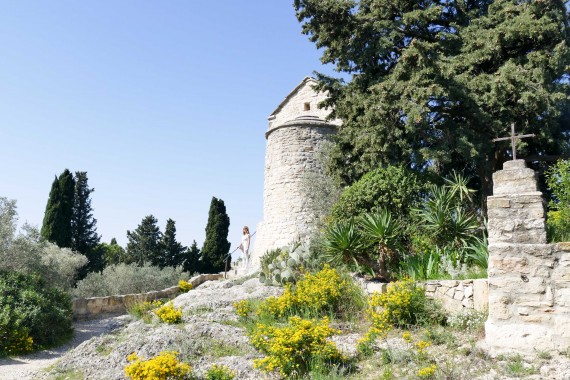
[41,169,75,247]
[183,240,201,274]
[200,197,231,273]
[72,172,102,276]
[126,215,162,266]
[157,218,186,268]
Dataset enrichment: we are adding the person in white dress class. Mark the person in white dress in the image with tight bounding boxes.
[239,226,251,270]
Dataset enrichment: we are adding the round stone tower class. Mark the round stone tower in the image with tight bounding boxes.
[251,77,339,268]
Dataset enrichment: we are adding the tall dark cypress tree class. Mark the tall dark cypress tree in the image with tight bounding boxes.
[41,169,75,247]
[200,197,231,273]
[183,240,201,274]
[72,171,102,276]
[157,219,186,268]
[126,215,162,266]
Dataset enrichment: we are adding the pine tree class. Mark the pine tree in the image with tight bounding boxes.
[41,169,75,247]
[72,172,102,276]
[200,197,231,273]
[183,240,201,274]
[158,219,186,268]
[294,0,570,197]
[126,215,162,266]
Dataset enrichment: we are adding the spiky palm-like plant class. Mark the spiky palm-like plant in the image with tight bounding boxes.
[322,220,365,270]
[359,209,401,281]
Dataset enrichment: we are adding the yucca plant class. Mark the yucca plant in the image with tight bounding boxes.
[444,170,477,204]
[466,235,488,270]
[416,185,479,249]
[322,220,366,272]
[359,209,401,281]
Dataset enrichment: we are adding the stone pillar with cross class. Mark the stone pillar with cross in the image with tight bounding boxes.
[492,123,535,161]
[484,134,570,354]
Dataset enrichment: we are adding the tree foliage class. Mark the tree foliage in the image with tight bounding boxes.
[201,197,231,273]
[126,215,162,266]
[72,263,188,298]
[294,0,570,194]
[41,169,75,247]
[72,171,102,276]
[546,159,570,241]
[0,270,73,355]
[183,240,201,274]
[0,197,87,291]
[159,218,187,268]
[331,165,429,223]
[100,238,127,266]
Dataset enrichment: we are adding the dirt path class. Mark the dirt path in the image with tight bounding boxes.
[0,314,130,380]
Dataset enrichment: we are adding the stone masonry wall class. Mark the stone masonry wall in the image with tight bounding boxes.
[485,160,570,354]
[251,78,339,268]
[72,273,222,320]
[364,279,489,314]
[268,78,341,131]
[252,123,335,267]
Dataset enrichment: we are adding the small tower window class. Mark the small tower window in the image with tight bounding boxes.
[304,102,311,111]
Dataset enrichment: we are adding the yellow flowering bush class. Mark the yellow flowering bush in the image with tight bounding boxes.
[3,330,34,355]
[233,300,252,318]
[124,351,192,380]
[415,340,431,355]
[205,364,236,380]
[178,280,193,293]
[249,316,343,377]
[359,278,427,351]
[256,265,347,318]
[154,302,183,324]
[416,363,437,379]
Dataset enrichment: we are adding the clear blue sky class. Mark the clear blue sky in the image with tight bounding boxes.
[0,1,335,252]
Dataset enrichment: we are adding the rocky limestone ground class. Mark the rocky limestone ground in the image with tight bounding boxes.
[0,314,130,380]
[3,274,570,380]
[31,275,283,380]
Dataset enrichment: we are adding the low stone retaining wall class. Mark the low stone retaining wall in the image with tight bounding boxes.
[72,273,223,320]
[364,278,489,314]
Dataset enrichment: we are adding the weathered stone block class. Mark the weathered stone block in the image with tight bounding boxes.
[485,321,556,354]
[366,282,388,294]
[487,198,510,209]
[473,279,489,312]
[464,285,473,299]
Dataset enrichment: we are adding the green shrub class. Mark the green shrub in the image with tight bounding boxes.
[205,364,236,380]
[359,278,444,351]
[126,299,164,323]
[0,197,88,291]
[73,263,189,298]
[331,166,429,223]
[0,270,73,356]
[546,160,570,242]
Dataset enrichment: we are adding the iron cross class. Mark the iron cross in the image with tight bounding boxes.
[493,123,535,160]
